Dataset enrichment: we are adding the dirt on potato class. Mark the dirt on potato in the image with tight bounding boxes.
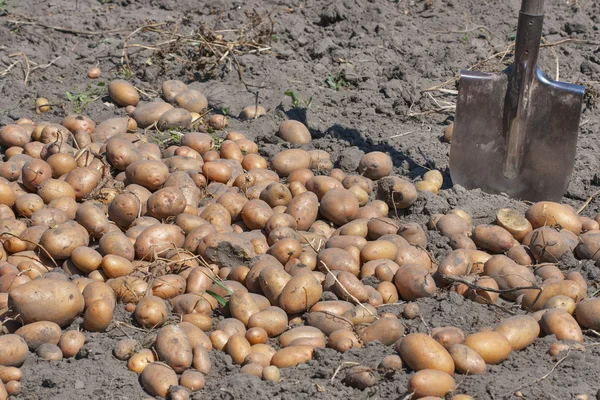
[1,0,600,399]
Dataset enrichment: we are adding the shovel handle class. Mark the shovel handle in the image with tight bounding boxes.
[521,0,545,15]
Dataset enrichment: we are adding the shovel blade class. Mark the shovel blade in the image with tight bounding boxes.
[449,67,584,202]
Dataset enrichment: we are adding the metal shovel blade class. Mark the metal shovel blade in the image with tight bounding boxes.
[449,0,584,202]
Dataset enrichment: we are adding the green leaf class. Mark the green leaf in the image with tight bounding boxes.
[206,290,228,306]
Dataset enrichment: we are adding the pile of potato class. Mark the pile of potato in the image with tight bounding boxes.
[0,78,599,400]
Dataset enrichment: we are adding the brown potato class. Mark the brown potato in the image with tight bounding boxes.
[59,330,85,358]
[525,201,582,235]
[358,152,393,180]
[528,227,571,263]
[75,203,110,239]
[225,334,252,365]
[134,224,185,261]
[320,188,359,226]
[394,264,436,301]
[521,279,585,312]
[376,176,417,209]
[270,345,314,368]
[131,101,174,129]
[285,191,318,230]
[463,331,512,364]
[540,308,583,342]
[135,296,168,328]
[126,160,170,191]
[141,362,178,398]
[278,273,322,314]
[483,255,536,301]
[8,278,84,327]
[544,295,576,314]
[494,315,540,350]
[575,298,600,330]
[407,369,456,399]
[278,120,311,144]
[155,325,193,373]
[36,343,63,361]
[471,224,514,253]
[495,208,532,242]
[15,321,61,351]
[83,299,114,332]
[0,335,29,367]
[431,327,465,350]
[396,333,454,374]
[260,182,292,208]
[271,149,311,177]
[448,344,486,375]
[108,80,139,107]
[359,317,405,345]
[318,248,360,276]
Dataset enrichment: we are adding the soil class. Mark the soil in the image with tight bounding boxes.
[1,0,600,399]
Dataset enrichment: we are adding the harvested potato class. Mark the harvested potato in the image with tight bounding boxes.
[155,325,193,373]
[358,152,393,180]
[0,335,29,367]
[108,80,139,107]
[575,298,600,330]
[407,369,456,399]
[540,308,583,342]
[141,362,178,398]
[525,201,582,234]
[15,321,61,351]
[494,315,540,350]
[448,344,486,375]
[396,333,454,374]
[495,208,532,242]
[278,120,311,144]
[59,330,85,358]
[463,331,511,364]
[135,296,168,328]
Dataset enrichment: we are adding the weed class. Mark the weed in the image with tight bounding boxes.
[65,82,107,113]
[272,34,280,42]
[220,106,231,116]
[118,65,134,79]
[460,32,471,43]
[326,73,352,91]
[0,0,7,14]
[284,90,313,108]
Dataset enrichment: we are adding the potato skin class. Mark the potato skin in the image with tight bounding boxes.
[448,344,486,375]
[471,224,514,253]
[278,273,322,314]
[285,191,319,231]
[394,264,436,301]
[15,321,62,351]
[320,188,359,226]
[407,369,456,399]
[396,333,455,374]
[270,345,314,368]
[0,335,29,367]
[108,80,139,107]
[8,278,85,327]
[540,308,583,342]
[575,298,600,330]
[463,331,511,364]
[140,362,178,398]
[155,325,193,373]
[359,317,405,345]
[525,201,582,235]
[494,315,540,350]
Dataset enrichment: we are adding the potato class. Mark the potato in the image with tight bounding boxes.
[241,199,274,230]
[180,370,205,392]
[36,343,63,361]
[448,344,486,375]
[521,279,585,312]
[407,369,456,399]
[108,80,139,107]
[320,188,359,226]
[463,331,511,364]
[396,333,454,374]
[153,325,193,373]
[343,365,377,389]
[494,315,540,350]
[37,179,76,203]
[153,274,186,299]
[108,276,149,304]
[134,224,185,261]
[525,201,582,235]
[277,120,311,144]
[0,125,30,148]
[329,271,369,302]
[575,298,600,330]
[278,273,322,314]
[471,224,514,253]
[358,152,393,180]
[225,334,252,365]
[394,264,436,301]
[38,223,90,260]
[271,149,311,177]
[57,330,85,358]
[540,308,583,342]
[483,255,536,301]
[528,227,571,262]
[270,345,314,368]
[0,335,29,367]
[131,101,174,129]
[157,108,192,130]
[318,248,360,276]
[284,191,318,231]
[575,230,600,261]
[75,203,110,239]
[99,231,135,261]
[113,338,139,361]
[126,160,169,191]
[15,321,61,351]
[141,362,178,398]
[361,240,398,263]
[544,295,576,314]
[359,317,405,345]
[173,89,207,114]
[466,276,499,305]
[8,278,84,327]
[376,176,417,209]
[495,208,532,242]
[305,311,353,336]
[146,188,187,220]
[83,299,113,332]
[229,291,260,327]
[135,296,168,328]
[431,327,465,350]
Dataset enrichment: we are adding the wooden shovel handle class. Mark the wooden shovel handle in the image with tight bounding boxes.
[521,0,545,15]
